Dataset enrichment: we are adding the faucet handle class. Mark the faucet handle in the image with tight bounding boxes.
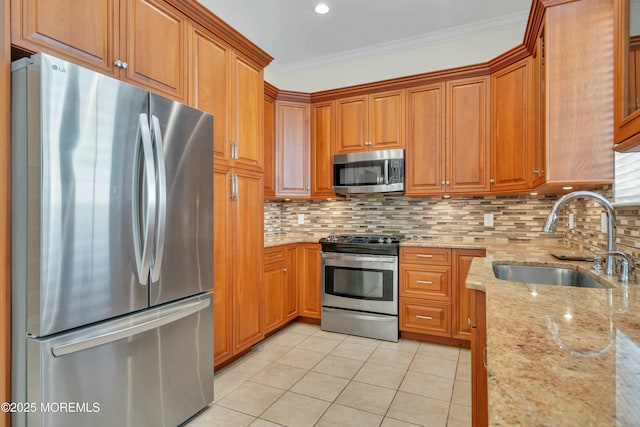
[594,250,636,283]
[591,253,604,273]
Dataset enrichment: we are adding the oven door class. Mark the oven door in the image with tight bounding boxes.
[321,252,398,315]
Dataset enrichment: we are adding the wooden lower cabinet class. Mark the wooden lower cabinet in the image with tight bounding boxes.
[471,290,488,427]
[399,247,485,343]
[263,245,299,334]
[298,243,322,319]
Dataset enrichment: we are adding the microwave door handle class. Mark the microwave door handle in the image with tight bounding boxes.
[384,159,389,185]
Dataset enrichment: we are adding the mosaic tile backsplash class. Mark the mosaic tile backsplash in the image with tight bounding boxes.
[265,185,640,266]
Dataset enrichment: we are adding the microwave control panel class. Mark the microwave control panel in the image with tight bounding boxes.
[388,159,404,184]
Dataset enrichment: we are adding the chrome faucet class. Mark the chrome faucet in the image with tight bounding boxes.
[542,191,617,277]
[594,251,636,283]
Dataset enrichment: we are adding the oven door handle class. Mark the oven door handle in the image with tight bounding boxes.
[321,252,397,265]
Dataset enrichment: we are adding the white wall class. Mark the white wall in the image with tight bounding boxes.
[264,25,525,93]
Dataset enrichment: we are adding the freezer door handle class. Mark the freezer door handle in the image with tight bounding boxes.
[51,298,211,357]
[150,115,167,283]
[133,113,157,285]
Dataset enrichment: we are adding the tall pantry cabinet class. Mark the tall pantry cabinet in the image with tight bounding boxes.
[188,23,266,366]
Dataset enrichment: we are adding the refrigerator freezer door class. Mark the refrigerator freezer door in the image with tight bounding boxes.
[18,293,213,427]
[148,94,214,305]
[11,54,151,337]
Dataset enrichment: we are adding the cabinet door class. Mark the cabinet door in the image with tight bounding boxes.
[491,58,532,192]
[121,0,187,101]
[311,101,335,197]
[232,170,264,352]
[276,101,310,196]
[406,84,446,195]
[471,290,488,427]
[446,77,490,193]
[452,249,485,341]
[188,23,230,163]
[532,32,547,187]
[264,96,276,197]
[263,262,285,334]
[11,0,117,75]
[213,167,232,365]
[335,96,368,154]
[285,245,299,321]
[369,90,405,149]
[299,243,322,319]
[231,53,264,171]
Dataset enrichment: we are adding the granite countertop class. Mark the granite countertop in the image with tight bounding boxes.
[264,233,325,248]
[464,241,640,426]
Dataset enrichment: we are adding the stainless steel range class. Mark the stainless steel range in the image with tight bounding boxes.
[319,234,403,342]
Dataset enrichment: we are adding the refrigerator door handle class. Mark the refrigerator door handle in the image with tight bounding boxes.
[133,113,157,285]
[150,115,167,283]
[51,298,211,357]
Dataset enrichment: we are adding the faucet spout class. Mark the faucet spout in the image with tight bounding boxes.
[542,191,617,276]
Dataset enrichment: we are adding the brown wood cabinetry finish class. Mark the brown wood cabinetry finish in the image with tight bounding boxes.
[452,249,486,340]
[311,101,336,198]
[276,101,310,196]
[188,23,230,160]
[11,0,117,75]
[490,58,533,192]
[263,247,286,333]
[446,77,491,194]
[400,247,484,343]
[231,170,264,353]
[298,243,322,319]
[614,0,640,150]
[231,53,264,171]
[285,246,299,321]
[471,290,488,427]
[213,167,232,364]
[263,95,276,198]
[11,0,189,101]
[406,83,446,195]
[532,29,547,188]
[335,90,405,154]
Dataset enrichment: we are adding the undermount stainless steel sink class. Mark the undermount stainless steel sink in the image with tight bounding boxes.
[492,264,608,288]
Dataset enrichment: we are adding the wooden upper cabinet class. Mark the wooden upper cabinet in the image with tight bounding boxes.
[263,95,276,198]
[11,0,188,101]
[11,0,117,75]
[406,83,446,195]
[231,53,264,171]
[121,0,187,101]
[446,76,490,194]
[490,57,533,193]
[276,101,310,197]
[188,22,230,162]
[335,90,405,154]
[335,95,368,153]
[532,29,547,188]
[311,101,336,198]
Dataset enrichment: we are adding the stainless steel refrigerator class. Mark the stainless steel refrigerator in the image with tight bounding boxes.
[11,53,214,427]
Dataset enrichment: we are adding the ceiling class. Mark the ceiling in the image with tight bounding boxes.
[197,0,533,72]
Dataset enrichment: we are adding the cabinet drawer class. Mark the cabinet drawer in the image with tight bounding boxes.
[399,298,451,337]
[264,246,286,265]
[400,247,451,265]
[400,265,451,301]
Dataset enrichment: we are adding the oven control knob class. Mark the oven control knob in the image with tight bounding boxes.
[386,237,393,243]
[378,237,385,243]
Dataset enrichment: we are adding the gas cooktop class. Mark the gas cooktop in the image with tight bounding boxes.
[319,234,405,255]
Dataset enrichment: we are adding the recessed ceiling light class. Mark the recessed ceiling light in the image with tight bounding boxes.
[314,3,330,14]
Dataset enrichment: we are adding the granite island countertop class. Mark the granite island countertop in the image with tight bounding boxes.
[464,241,640,426]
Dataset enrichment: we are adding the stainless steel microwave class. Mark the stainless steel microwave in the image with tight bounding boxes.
[333,149,404,195]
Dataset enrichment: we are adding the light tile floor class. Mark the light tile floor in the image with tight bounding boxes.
[186,322,471,427]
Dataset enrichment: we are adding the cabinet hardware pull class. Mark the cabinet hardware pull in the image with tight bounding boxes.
[114,59,122,68]
[441,180,446,185]
[416,254,433,258]
[268,253,279,257]
[489,178,495,184]
[416,315,433,320]
[468,317,472,328]
[121,61,128,69]
[533,170,539,175]
[483,346,488,369]
[283,268,288,272]
[416,280,433,285]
